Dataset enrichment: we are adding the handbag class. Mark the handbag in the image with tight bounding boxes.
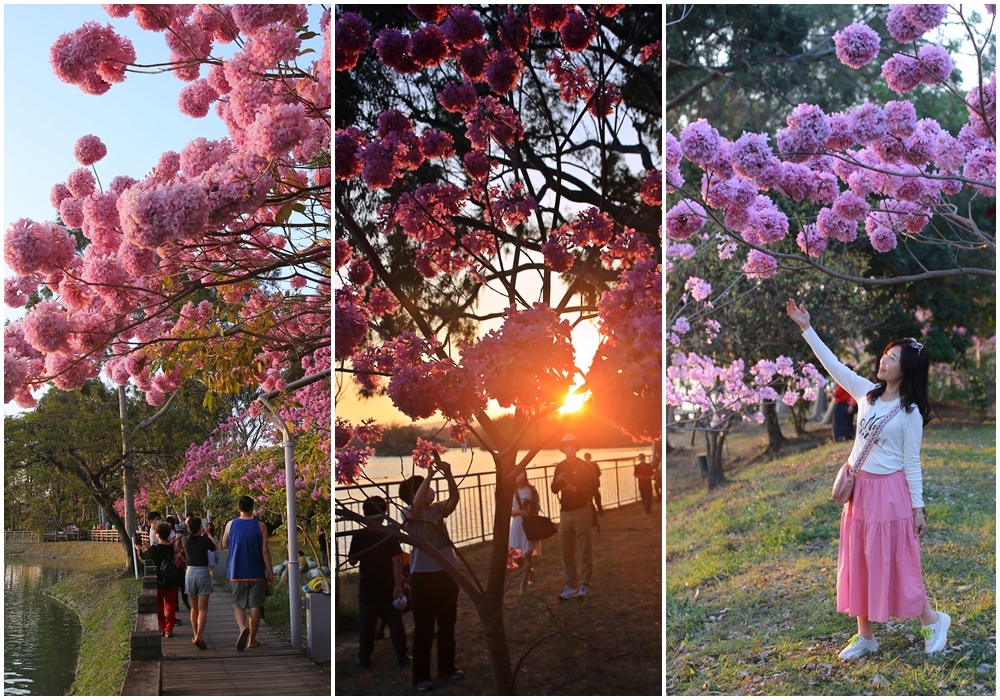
[516,487,557,541]
[832,402,903,504]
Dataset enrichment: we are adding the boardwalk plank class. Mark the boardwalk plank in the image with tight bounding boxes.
[159,581,330,696]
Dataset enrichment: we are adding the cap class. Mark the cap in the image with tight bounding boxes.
[560,434,580,446]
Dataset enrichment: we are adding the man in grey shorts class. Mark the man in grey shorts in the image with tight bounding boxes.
[221,496,274,651]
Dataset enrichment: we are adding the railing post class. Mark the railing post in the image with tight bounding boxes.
[477,473,487,544]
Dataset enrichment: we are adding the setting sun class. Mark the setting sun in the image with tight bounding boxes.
[558,388,590,414]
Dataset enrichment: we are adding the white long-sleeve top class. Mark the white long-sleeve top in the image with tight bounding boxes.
[802,327,924,508]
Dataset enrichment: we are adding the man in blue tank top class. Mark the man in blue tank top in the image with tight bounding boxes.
[221,495,274,651]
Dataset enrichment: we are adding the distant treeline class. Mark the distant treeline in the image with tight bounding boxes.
[372,411,648,456]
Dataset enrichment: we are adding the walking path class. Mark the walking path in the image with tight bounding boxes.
[160,581,330,696]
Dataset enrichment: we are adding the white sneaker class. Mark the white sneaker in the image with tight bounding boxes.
[838,634,878,660]
[558,587,578,600]
[578,585,591,598]
[922,611,951,653]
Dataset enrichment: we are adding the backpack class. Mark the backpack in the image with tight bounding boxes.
[157,547,183,588]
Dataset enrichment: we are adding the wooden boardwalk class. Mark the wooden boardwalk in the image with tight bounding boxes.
[159,581,330,696]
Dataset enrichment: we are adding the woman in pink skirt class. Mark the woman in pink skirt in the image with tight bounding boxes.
[786,300,950,660]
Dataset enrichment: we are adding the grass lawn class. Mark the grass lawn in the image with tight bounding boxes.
[666,409,996,696]
[335,500,662,695]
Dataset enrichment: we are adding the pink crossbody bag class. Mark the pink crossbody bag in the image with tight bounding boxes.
[831,402,903,504]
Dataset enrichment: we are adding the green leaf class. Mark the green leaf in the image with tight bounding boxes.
[298,31,318,40]
[274,202,295,225]
[298,48,316,55]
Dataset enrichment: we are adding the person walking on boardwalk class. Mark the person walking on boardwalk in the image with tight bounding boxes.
[140,522,183,638]
[551,435,599,600]
[221,495,274,651]
[634,453,654,514]
[183,515,217,650]
[348,496,408,669]
[399,459,463,692]
[786,299,950,661]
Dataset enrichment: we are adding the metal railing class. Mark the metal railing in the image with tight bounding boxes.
[334,454,652,573]
[4,530,41,544]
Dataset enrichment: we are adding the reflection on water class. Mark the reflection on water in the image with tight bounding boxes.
[4,560,84,696]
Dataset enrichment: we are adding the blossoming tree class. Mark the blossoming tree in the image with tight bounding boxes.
[661,3,995,485]
[335,4,660,692]
[3,5,331,572]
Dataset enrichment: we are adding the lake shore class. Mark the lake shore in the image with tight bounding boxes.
[6,541,139,695]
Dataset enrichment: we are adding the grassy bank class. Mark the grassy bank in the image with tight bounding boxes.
[665,419,996,695]
[335,500,662,695]
[5,542,140,695]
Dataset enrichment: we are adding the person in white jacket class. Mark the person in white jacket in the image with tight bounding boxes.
[786,299,950,661]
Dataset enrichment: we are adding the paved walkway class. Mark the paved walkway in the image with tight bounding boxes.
[160,581,330,696]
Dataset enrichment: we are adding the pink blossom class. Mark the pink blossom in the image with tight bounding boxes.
[785,103,831,153]
[884,100,918,137]
[485,49,524,94]
[419,129,454,160]
[118,180,210,248]
[500,11,531,52]
[73,134,107,166]
[866,218,898,252]
[639,169,662,206]
[408,5,449,23]
[901,4,949,33]
[684,277,712,301]
[833,22,881,69]
[744,196,788,244]
[849,103,887,145]
[665,200,707,240]
[458,44,489,82]
[816,207,859,242]
[742,250,778,279]
[5,219,76,276]
[22,301,70,353]
[438,81,479,114]
[374,28,418,74]
[833,190,871,221]
[587,82,622,118]
[336,13,369,71]
[965,74,996,137]
[441,6,485,48]
[529,5,570,31]
[917,44,953,84]
[882,54,923,93]
[50,183,73,209]
[731,132,777,180]
[963,146,996,195]
[886,6,925,43]
[230,4,306,34]
[412,439,446,470]
[249,102,307,159]
[541,238,575,272]
[67,167,96,198]
[335,293,368,362]
[177,78,219,118]
[797,223,828,257]
[560,11,597,52]
[335,127,366,180]
[680,119,721,167]
[409,25,448,68]
[50,21,136,94]
[348,259,373,286]
[59,197,85,229]
[463,150,492,180]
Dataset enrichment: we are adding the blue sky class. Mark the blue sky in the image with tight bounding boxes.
[2,4,327,415]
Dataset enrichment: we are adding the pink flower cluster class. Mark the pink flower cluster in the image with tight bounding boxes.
[833,23,881,69]
[50,21,136,94]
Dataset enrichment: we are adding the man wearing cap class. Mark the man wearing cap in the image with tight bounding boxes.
[551,435,599,600]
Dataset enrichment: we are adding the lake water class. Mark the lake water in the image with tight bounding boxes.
[4,559,84,696]
[361,445,652,483]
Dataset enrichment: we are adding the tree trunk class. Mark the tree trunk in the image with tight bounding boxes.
[119,386,137,571]
[479,455,516,694]
[762,401,786,453]
[705,430,728,490]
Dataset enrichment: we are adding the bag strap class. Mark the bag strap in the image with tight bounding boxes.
[850,402,904,475]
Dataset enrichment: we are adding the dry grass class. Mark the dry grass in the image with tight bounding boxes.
[335,500,662,695]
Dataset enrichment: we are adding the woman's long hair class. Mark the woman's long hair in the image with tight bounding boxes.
[866,338,932,425]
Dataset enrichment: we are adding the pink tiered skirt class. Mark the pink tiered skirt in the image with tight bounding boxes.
[837,469,927,622]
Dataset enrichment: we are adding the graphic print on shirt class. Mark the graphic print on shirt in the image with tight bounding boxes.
[857,411,889,448]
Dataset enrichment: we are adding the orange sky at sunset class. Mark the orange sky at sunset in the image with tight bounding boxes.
[335,317,603,426]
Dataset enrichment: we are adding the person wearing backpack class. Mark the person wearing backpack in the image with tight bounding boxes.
[140,522,183,638]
